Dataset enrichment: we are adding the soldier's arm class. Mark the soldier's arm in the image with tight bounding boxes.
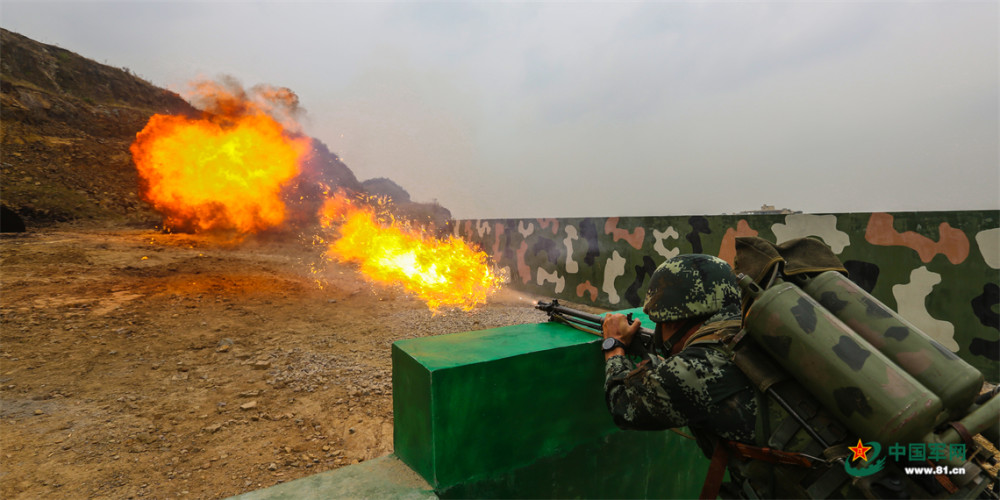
[603,354,699,431]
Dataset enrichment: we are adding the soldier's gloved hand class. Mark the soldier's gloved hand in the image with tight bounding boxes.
[602,313,641,346]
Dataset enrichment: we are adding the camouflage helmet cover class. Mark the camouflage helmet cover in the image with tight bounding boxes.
[643,254,741,323]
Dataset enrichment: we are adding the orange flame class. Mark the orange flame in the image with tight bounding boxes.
[319,192,503,312]
[130,86,310,233]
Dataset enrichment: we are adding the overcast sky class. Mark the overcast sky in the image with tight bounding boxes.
[3,1,997,219]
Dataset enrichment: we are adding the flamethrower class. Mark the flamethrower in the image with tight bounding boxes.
[535,299,663,362]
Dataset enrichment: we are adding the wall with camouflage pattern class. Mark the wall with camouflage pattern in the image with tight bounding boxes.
[454,211,1000,381]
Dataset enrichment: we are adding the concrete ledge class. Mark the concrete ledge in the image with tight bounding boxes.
[231,454,437,500]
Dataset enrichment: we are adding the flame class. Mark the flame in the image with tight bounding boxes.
[319,192,503,312]
[130,85,310,233]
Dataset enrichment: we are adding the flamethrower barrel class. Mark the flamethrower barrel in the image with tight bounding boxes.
[535,300,607,325]
[536,301,656,337]
[536,300,658,359]
[550,313,604,336]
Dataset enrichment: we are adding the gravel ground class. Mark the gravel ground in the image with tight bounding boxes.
[0,225,604,500]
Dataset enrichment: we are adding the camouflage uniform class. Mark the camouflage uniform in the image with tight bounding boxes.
[602,255,823,497]
[604,311,758,456]
[603,252,996,499]
[604,255,759,457]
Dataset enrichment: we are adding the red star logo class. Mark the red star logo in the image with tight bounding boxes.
[849,439,872,461]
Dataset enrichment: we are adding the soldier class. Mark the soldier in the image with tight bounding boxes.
[600,254,758,497]
[600,247,996,499]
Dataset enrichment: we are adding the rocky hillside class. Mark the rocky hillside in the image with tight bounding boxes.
[1,28,195,225]
[0,29,448,230]
[362,177,452,232]
[362,177,412,204]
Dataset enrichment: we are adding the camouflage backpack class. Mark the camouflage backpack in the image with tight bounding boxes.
[714,237,999,499]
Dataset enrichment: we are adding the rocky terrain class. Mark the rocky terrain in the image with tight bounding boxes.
[1,28,193,226]
[0,28,594,499]
[0,28,441,230]
[0,227,563,499]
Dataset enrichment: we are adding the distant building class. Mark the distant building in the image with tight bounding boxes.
[738,204,802,215]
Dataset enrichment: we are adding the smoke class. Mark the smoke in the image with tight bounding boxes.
[186,75,307,135]
[169,76,365,231]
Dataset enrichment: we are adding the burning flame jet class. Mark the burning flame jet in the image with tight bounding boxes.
[317,191,504,312]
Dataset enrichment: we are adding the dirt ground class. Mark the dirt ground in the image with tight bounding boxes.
[0,223,575,500]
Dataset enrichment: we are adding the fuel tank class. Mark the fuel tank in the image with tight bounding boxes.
[744,281,946,444]
[797,271,983,418]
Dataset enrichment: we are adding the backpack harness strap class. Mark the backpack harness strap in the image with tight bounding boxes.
[699,442,730,500]
[726,441,816,467]
[683,320,743,350]
[700,439,817,499]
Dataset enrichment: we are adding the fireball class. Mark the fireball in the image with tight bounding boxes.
[130,106,309,233]
[319,192,503,312]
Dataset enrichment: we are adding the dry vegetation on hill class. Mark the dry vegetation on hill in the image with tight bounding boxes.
[1,28,194,225]
[0,28,444,230]
[0,28,563,499]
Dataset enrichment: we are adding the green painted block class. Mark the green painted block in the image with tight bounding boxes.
[392,309,711,497]
[393,321,607,488]
[438,429,709,499]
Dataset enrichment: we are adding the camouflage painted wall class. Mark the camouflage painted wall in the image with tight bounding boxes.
[455,211,1000,381]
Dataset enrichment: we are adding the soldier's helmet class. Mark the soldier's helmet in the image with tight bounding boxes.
[643,254,741,323]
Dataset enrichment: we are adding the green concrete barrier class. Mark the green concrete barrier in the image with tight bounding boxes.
[393,308,710,498]
[232,309,711,499]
